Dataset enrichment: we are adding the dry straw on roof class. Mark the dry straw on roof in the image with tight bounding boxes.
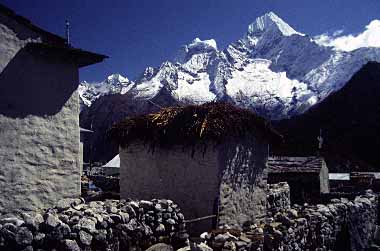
[108,102,281,149]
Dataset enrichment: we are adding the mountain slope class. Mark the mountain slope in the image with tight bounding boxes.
[274,62,380,171]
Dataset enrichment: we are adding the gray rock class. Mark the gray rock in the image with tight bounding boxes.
[22,213,43,232]
[106,206,118,214]
[0,217,24,227]
[16,227,33,246]
[52,223,71,240]
[125,218,138,232]
[192,242,213,251]
[120,212,129,224]
[94,229,107,242]
[78,218,96,232]
[223,241,236,251]
[110,214,122,224]
[79,230,93,246]
[155,204,163,212]
[33,232,45,246]
[69,216,80,225]
[3,222,17,233]
[146,243,174,251]
[121,204,136,217]
[56,199,75,212]
[140,200,154,210]
[20,246,33,251]
[158,200,170,209]
[1,227,16,242]
[155,223,165,234]
[44,213,61,229]
[166,219,176,225]
[62,239,81,251]
[59,215,70,225]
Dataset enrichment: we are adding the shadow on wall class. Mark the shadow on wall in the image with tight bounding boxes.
[0,45,77,118]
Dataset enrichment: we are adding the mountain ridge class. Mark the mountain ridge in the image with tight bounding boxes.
[79,12,380,120]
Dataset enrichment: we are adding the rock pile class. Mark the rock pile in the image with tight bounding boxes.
[0,198,188,251]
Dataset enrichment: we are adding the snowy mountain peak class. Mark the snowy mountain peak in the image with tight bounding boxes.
[79,73,134,109]
[188,38,217,51]
[176,37,218,64]
[248,12,300,37]
[106,73,129,83]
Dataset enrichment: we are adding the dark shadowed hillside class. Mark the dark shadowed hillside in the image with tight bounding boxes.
[275,62,380,172]
[80,89,179,163]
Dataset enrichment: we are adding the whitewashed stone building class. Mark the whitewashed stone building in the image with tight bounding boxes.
[110,103,281,234]
[0,4,106,214]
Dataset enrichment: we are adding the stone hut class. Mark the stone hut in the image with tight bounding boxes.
[267,156,329,204]
[0,4,106,215]
[109,102,281,234]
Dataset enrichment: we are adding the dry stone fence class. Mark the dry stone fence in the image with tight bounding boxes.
[0,198,187,251]
[201,186,380,251]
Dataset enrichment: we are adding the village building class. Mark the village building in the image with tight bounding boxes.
[109,102,282,234]
[0,4,107,214]
[267,156,329,203]
[101,154,120,176]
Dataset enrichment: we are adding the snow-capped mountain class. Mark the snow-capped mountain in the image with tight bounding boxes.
[79,12,380,119]
[79,74,134,108]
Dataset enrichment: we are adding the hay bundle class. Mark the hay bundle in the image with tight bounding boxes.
[108,102,281,149]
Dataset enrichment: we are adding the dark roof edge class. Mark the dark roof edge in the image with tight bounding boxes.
[27,43,108,67]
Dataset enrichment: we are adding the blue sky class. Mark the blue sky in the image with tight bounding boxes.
[2,0,380,82]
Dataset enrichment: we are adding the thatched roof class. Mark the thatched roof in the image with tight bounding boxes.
[109,102,282,148]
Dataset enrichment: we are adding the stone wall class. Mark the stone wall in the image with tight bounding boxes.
[265,190,378,251]
[200,187,378,251]
[0,198,187,251]
[0,12,81,215]
[267,182,291,216]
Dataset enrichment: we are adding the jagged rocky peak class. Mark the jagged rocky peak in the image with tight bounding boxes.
[247,12,301,37]
[140,66,157,81]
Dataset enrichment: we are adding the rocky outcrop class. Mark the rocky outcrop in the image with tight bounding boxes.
[0,198,187,251]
